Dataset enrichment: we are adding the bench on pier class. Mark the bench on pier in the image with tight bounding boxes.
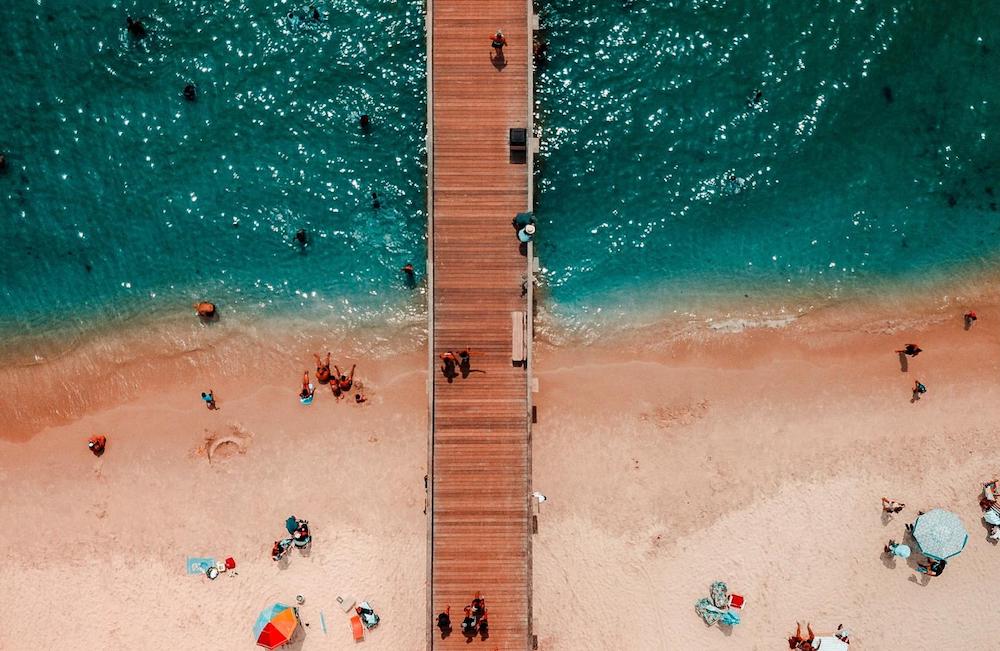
[511,311,526,364]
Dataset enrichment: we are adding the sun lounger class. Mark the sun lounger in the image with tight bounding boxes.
[350,615,364,641]
[337,596,356,613]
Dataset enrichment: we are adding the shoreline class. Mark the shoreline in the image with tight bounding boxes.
[2,273,997,442]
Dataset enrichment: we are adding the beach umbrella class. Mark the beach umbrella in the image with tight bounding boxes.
[253,603,298,649]
[912,508,969,560]
[285,516,299,534]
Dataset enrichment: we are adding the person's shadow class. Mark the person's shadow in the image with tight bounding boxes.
[897,351,908,372]
[491,50,507,71]
[442,364,457,384]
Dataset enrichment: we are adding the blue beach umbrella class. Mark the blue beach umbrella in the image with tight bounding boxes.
[912,509,968,560]
[286,516,299,534]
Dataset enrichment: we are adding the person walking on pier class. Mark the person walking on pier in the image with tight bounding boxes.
[490,30,507,55]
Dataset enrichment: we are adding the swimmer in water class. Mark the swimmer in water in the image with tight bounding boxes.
[126,17,146,38]
[359,114,371,131]
[194,301,216,318]
[183,84,197,101]
[295,229,308,246]
[372,192,380,209]
[747,88,763,107]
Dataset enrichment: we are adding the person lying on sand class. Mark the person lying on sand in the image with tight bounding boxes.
[299,372,315,401]
[314,352,331,383]
[788,622,815,650]
[881,497,905,513]
[271,539,292,561]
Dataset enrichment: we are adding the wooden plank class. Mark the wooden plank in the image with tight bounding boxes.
[427,0,533,649]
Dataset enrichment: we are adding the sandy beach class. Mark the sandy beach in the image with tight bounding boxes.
[3,291,1000,649]
[531,297,1000,649]
[0,348,429,650]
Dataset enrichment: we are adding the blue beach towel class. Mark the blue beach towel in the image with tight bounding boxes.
[186,557,215,574]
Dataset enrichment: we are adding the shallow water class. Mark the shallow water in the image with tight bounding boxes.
[535,0,1000,327]
[0,1,426,349]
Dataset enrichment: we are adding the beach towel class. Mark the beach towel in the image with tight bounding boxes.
[720,610,741,626]
[186,557,215,574]
[694,598,724,625]
[710,581,729,608]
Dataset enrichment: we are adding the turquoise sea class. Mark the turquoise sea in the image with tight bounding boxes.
[1,1,999,350]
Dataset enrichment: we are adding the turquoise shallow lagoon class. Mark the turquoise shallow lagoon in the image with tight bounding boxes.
[1,1,998,348]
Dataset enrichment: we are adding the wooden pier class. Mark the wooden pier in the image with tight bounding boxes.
[425,0,536,649]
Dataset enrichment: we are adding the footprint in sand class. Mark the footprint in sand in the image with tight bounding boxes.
[198,423,253,463]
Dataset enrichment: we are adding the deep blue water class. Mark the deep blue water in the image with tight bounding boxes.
[2,0,999,348]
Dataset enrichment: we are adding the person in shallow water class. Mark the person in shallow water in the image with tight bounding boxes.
[194,301,216,318]
[359,114,370,131]
[183,84,196,101]
[371,192,380,209]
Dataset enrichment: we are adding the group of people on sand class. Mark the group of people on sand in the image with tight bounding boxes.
[271,517,311,562]
[788,622,850,649]
[895,310,978,402]
[435,592,488,640]
[880,499,949,576]
[301,353,366,404]
[440,348,472,380]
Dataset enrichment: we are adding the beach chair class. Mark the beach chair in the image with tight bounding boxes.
[357,602,380,629]
[728,594,746,610]
[350,615,364,641]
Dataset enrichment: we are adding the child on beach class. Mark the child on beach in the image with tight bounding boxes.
[965,311,978,328]
[201,390,217,410]
[881,497,905,514]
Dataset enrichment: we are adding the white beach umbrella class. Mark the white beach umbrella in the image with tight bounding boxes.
[813,637,849,651]
[911,508,969,560]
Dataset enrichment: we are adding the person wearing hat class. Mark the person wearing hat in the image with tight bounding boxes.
[518,222,535,243]
[87,435,107,456]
